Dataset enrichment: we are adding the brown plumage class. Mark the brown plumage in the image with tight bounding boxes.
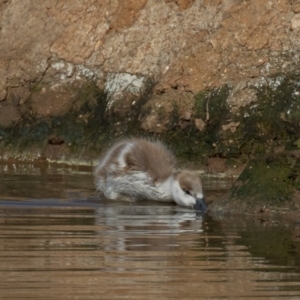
[95,138,175,182]
[124,138,175,182]
[94,137,207,211]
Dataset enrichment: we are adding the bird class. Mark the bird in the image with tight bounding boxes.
[94,138,207,212]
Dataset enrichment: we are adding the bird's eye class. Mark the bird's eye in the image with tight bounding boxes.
[184,189,191,195]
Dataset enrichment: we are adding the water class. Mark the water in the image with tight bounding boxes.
[0,163,300,299]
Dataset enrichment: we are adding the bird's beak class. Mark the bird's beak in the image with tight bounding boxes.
[193,197,207,212]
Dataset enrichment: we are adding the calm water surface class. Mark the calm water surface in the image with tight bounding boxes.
[0,164,300,299]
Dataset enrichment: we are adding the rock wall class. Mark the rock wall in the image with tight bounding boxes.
[1,0,300,165]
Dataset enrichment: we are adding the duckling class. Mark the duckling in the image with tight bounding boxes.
[94,138,207,212]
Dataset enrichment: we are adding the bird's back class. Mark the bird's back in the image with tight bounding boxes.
[94,138,175,182]
[127,138,175,182]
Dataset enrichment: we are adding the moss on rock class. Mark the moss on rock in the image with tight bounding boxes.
[191,71,300,161]
[0,78,155,162]
[1,70,300,168]
[0,82,112,159]
[210,151,300,213]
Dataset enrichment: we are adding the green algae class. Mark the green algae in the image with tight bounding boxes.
[229,151,300,209]
[192,72,300,160]
[0,83,112,156]
[157,84,234,163]
[0,79,155,160]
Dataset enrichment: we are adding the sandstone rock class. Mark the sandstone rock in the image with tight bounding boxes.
[227,86,258,114]
[292,2,300,13]
[0,0,299,95]
[110,0,147,30]
[222,121,240,133]
[139,91,175,133]
[30,85,77,118]
[105,73,148,111]
[206,157,227,174]
[48,60,75,80]
[0,1,60,82]
[7,86,31,105]
[177,91,195,128]
[194,118,205,132]
[0,103,21,128]
[291,14,300,30]
[165,0,195,10]
[0,89,7,101]
[0,80,7,101]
